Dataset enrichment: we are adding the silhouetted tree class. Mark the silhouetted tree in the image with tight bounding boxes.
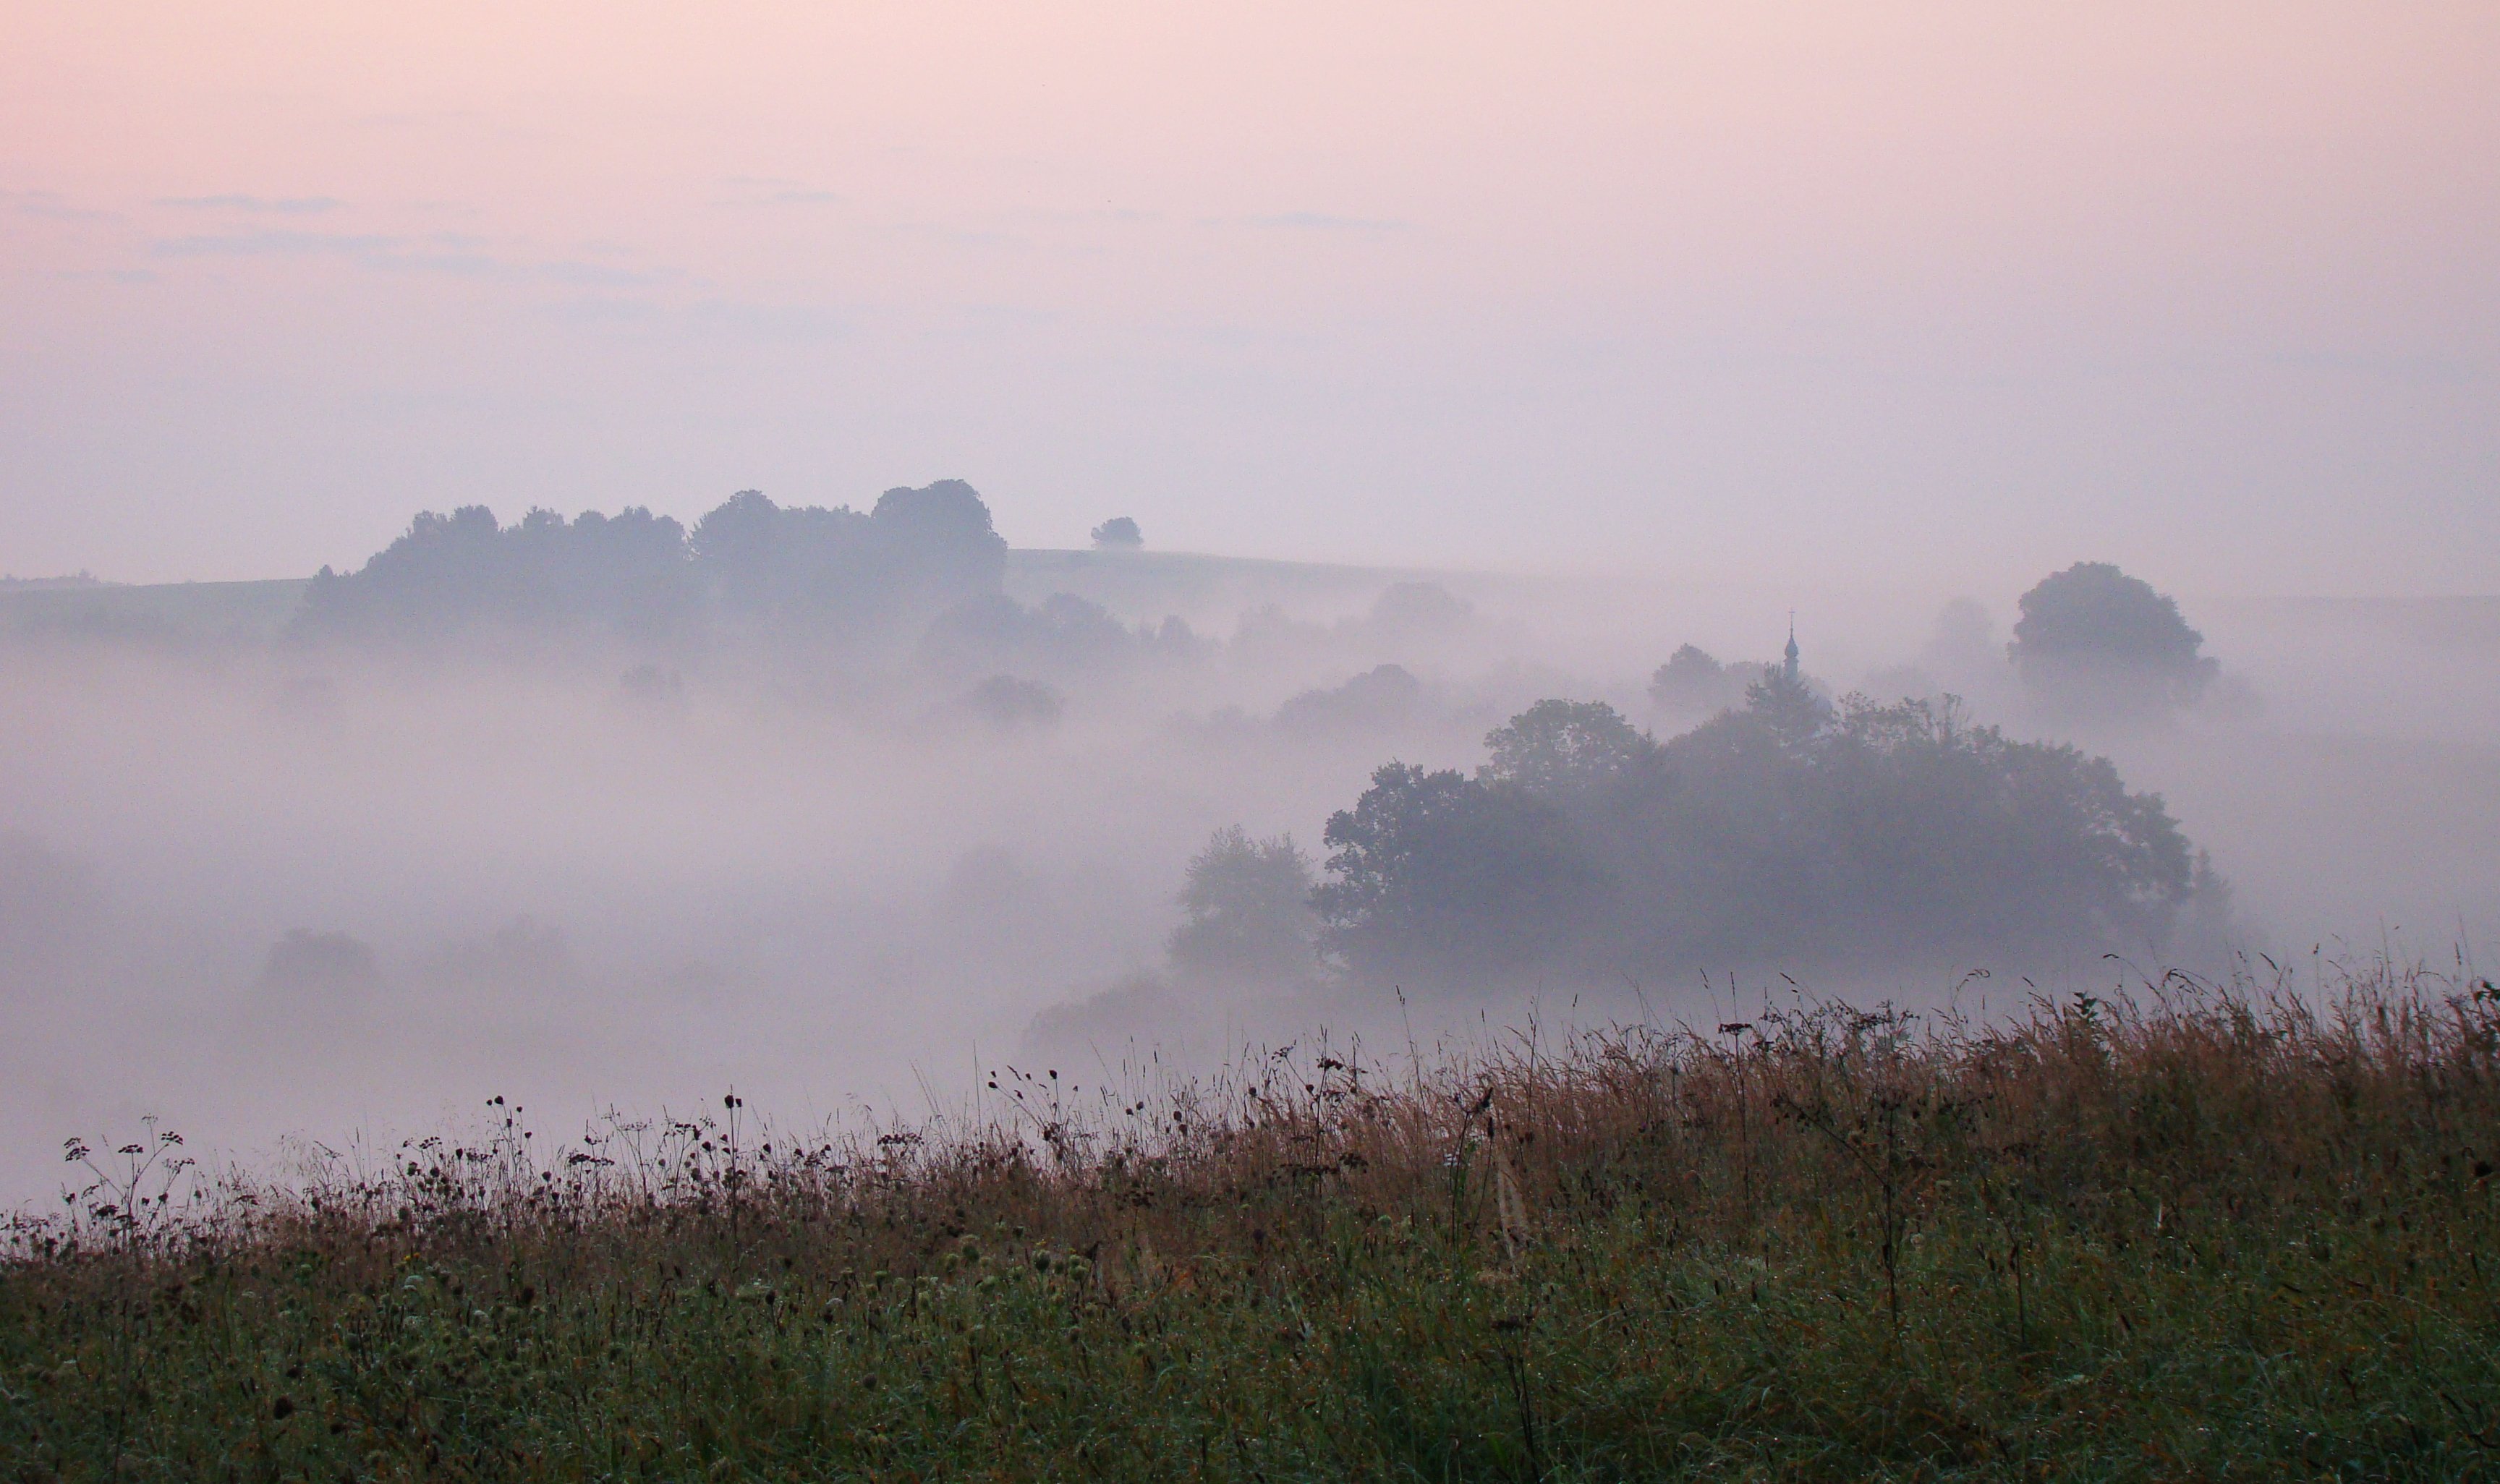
[297,504,694,643]
[922,592,1136,680]
[1649,644,1777,717]
[870,480,1009,606]
[1744,662,1827,749]
[1364,581,1475,643]
[1314,763,1593,984]
[1314,687,2212,989]
[1275,664,1424,735]
[2008,562,2217,720]
[1649,644,1725,711]
[1167,827,1317,984]
[295,479,1010,648]
[1480,699,1660,796]
[1090,516,1143,549]
[692,481,1005,631]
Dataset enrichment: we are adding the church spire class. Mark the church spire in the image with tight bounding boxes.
[1783,611,1800,684]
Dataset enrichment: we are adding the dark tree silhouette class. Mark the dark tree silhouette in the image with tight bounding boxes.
[1275,664,1424,735]
[294,480,1009,647]
[1314,763,1593,984]
[1364,581,1474,641]
[1089,516,1143,549]
[1481,699,1660,796]
[297,504,694,643]
[1167,827,1317,984]
[1648,644,1725,711]
[922,592,1136,680]
[1743,662,1827,749]
[2008,562,2217,719]
[1315,684,2211,989]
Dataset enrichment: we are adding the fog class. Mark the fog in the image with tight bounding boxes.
[4,526,2494,1210]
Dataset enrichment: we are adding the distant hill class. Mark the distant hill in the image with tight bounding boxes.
[10,566,2491,656]
[0,577,312,645]
[0,550,1454,648]
[2207,594,2500,654]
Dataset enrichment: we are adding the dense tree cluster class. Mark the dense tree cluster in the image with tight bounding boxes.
[1317,684,2207,986]
[296,482,1007,645]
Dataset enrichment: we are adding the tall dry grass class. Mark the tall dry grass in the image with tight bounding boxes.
[7,953,2499,1478]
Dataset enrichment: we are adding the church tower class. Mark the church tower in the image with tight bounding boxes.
[1783,613,1800,684]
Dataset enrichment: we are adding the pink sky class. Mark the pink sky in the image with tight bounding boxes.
[4,1,2495,592]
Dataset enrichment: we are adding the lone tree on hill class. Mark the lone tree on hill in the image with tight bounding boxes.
[1167,827,1317,984]
[1090,516,1143,550]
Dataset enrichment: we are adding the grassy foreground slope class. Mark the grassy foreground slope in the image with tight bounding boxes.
[6,967,2499,1480]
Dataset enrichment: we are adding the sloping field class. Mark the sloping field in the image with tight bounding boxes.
[7,968,2496,1479]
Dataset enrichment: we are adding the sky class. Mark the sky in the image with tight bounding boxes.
[3,1,2495,593]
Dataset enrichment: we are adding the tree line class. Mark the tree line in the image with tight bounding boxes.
[1173,665,2219,992]
[294,482,1006,645]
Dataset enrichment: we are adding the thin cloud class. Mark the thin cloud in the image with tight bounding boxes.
[4,189,115,222]
[540,294,846,341]
[688,297,846,341]
[718,176,844,207]
[1238,211,1412,233]
[146,230,676,287]
[156,195,343,215]
[149,229,404,259]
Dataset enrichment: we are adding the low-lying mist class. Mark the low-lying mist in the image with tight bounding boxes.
[3,487,2494,1210]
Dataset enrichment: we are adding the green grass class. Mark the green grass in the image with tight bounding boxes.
[7,965,2499,1480]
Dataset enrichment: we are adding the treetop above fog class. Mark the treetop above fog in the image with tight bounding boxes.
[2010,562,2203,666]
[1481,699,1661,796]
[2008,561,2217,716]
[1318,676,2213,987]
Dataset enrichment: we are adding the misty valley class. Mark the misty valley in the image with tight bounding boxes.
[11,7,2499,1471]
[7,482,2500,1477]
[4,480,2493,1211]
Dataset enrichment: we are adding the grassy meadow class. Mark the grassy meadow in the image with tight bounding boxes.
[5,961,2499,1480]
